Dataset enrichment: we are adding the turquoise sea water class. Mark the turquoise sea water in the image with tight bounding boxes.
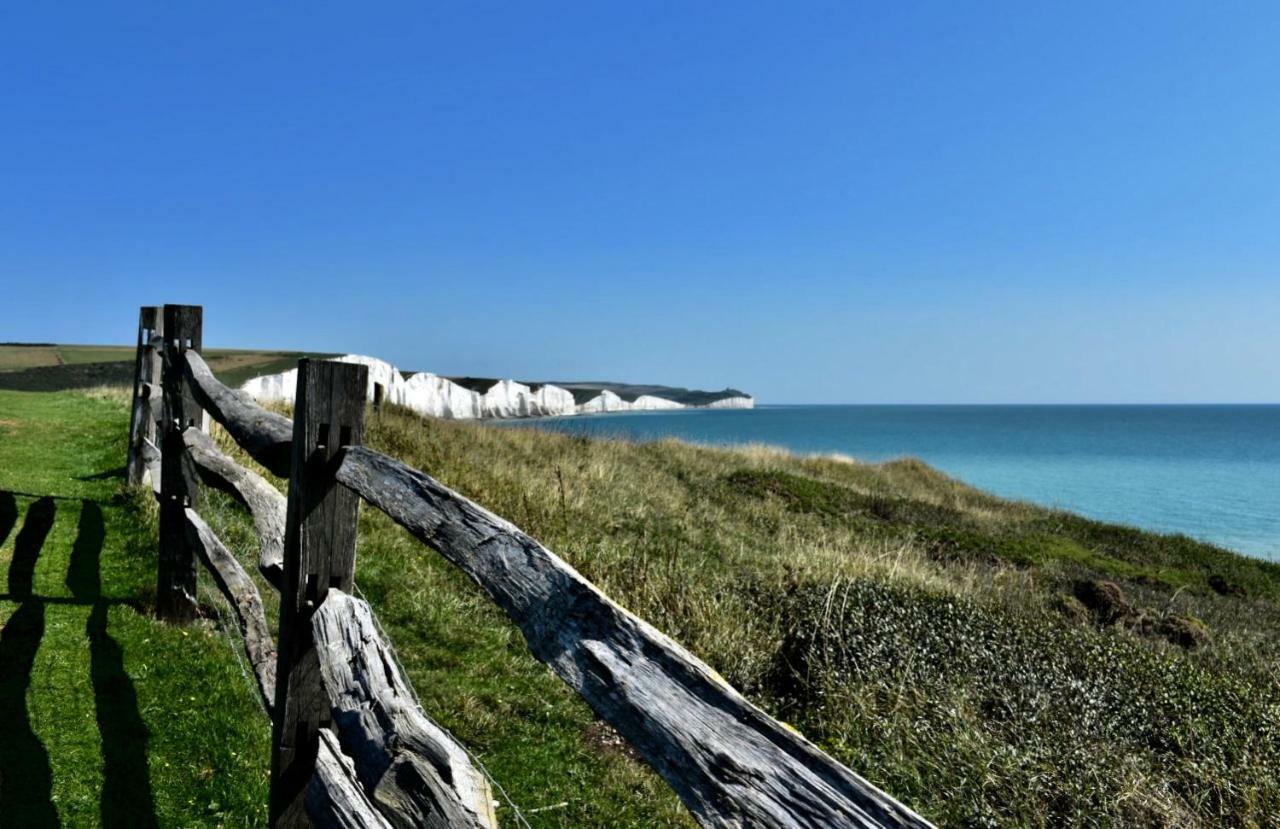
[514,405,1280,560]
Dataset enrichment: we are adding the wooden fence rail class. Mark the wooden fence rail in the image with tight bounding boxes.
[132,305,933,829]
[136,307,495,829]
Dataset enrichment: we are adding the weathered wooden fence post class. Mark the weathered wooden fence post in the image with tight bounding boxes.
[270,359,368,828]
[127,306,163,487]
[157,304,203,624]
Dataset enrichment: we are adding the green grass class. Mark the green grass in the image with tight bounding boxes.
[0,345,336,393]
[328,409,1280,827]
[0,345,63,370]
[0,389,270,827]
[7,387,1280,827]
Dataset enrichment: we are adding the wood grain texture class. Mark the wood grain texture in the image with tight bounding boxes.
[184,508,277,710]
[308,730,394,829]
[141,437,162,497]
[184,349,294,478]
[184,428,286,588]
[157,304,203,624]
[312,590,497,829]
[163,355,929,827]
[127,307,162,487]
[271,359,369,828]
[337,446,933,829]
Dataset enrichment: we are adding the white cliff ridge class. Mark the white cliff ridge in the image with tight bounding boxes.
[239,355,754,420]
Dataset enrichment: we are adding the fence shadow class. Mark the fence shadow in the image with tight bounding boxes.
[69,501,159,829]
[0,499,58,827]
[77,466,127,482]
[9,497,55,598]
[0,495,159,828]
[0,490,16,548]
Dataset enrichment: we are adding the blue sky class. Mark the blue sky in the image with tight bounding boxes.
[2,2,1277,403]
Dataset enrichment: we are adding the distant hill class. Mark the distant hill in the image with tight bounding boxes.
[0,343,749,405]
[445,377,750,406]
[0,343,337,392]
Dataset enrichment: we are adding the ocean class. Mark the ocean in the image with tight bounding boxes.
[511,404,1280,560]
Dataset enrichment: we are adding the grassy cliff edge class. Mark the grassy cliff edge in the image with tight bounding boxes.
[7,387,1275,826]
[263,403,1279,827]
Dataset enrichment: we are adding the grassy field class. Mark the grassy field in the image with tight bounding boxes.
[3,385,1279,826]
[0,388,271,827]
[0,344,335,392]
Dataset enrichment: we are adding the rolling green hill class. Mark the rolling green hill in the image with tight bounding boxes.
[0,344,337,392]
[3,375,1279,826]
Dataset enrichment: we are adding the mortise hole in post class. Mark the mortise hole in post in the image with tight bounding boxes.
[305,573,319,603]
[373,383,384,408]
[339,425,352,446]
[187,418,195,427]
[329,575,342,590]
[184,337,192,349]
[316,423,330,449]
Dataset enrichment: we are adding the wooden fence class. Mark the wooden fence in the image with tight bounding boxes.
[126,304,934,829]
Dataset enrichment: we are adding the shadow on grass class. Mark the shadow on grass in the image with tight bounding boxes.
[77,466,128,482]
[9,497,54,598]
[68,501,159,829]
[0,498,58,827]
[0,490,16,548]
[0,495,159,828]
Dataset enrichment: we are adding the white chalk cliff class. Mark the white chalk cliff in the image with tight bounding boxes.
[240,354,754,420]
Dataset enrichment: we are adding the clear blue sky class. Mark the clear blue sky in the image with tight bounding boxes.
[2,2,1277,403]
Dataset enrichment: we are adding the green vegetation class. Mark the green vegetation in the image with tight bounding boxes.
[4,385,1279,826]
[0,388,270,826]
[0,344,749,406]
[0,343,334,392]
[337,409,1280,827]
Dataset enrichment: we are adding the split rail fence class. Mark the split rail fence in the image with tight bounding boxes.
[126,304,934,829]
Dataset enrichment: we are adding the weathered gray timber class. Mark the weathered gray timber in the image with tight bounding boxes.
[184,350,294,477]
[184,508,277,709]
[309,731,394,829]
[164,349,929,827]
[271,360,369,829]
[145,381,164,433]
[337,446,933,829]
[312,591,497,829]
[157,304,203,624]
[184,428,286,587]
[141,437,162,497]
[127,307,163,487]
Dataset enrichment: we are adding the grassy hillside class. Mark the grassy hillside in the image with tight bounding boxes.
[0,344,335,392]
[200,400,1280,827]
[4,385,1278,826]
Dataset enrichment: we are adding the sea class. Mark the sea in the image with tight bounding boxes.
[511,404,1280,560]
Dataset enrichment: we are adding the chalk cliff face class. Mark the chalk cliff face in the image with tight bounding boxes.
[574,389,626,414]
[240,355,412,407]
[241,365,300,403]
[401,372,481,419]
[479,379,572,419]
[703,396,755,410]
[239,355,754,420]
